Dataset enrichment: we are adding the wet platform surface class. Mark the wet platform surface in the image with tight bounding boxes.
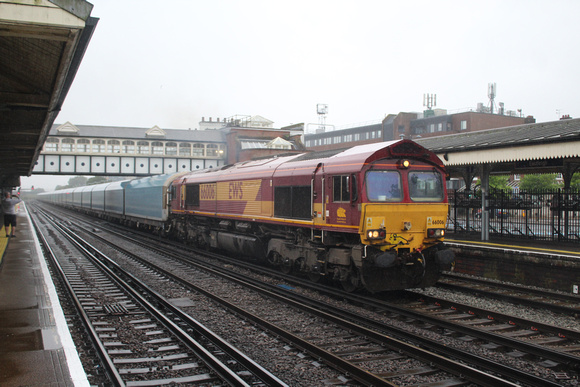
[0,204,88,386]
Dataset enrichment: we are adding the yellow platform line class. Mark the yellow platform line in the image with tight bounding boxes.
[0,226,9,266]
[446,238,580,257]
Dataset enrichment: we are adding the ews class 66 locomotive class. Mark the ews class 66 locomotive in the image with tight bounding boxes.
[40,139,454,292]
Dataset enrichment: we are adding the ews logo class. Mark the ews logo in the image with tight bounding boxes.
[229,181,243,199]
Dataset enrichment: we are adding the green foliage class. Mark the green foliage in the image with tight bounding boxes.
[68,176,88,187]
[571,173,580,190]
[489,175,510,191]
[87,176,109,185]
[519,174,560,191]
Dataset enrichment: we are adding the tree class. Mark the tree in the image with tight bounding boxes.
[87,176,108,185]
[67,176,88,187]
[489,175,510,191]
[571,173,580,190]
[519,174,560,191]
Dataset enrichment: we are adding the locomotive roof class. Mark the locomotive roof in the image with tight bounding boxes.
[179,139,442,183]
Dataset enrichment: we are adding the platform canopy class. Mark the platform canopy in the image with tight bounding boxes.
[0,0,97,187]
[416,118,580,186]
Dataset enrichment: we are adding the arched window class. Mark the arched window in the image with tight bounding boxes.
[61,138,75,152]
[107,140,120,153]
[165,142,177,156]
[207,144,218,156]
[192,143,205,156]
[45,138,59,152]
[152,141,164,155]
[92,139,106,153]
[122,140,135,154]
[137,141,150,154]
[179,143,191,156]
[77,139,90,152]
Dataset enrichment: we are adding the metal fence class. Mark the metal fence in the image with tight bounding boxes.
[447,188,580,242]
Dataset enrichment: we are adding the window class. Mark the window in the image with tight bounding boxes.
[179,143,191,156]
[274,186,311,219]
[77,139,90,152]
[354,133,360,141]
[92,139,105,153]
[152,141,164,155]
[192,143,204,156]
[377,130,382,138]
[437,123,443,132]
[429,124,435,133]
[408,171,443,202]
[61,138,75,152]
[122,140,135,154]
[461,120,467,130]
[137,141,150,154]
[366,171,402,202]
[305,140,311,147]
[207,144,218,156]
[185,184,200,206]
[333,175,353,202]
[344,134,352,142]
[107,140,120,153]
[165,142,177,155]
[45,138,59,152]
[334,136,341,144]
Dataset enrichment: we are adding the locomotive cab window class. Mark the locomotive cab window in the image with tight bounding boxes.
[333,175,357,202]
[408,171,443,202]
[366,171,402,202]
[333,176,349,202]
[185,184,200,207]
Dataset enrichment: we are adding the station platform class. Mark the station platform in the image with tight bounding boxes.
[0,204,88,386]
[445,234,580,293]
[446,234,580,258]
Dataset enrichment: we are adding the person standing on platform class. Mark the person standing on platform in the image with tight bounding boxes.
[2,191,22,238]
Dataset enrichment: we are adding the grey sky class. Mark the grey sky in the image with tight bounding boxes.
[22,0,580,190]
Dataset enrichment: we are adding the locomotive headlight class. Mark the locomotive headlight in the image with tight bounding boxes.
[366,229,386,240]
[427,228,445,238]
[399,159,410,169]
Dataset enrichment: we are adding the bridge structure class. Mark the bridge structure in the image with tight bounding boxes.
[32,122,228,176]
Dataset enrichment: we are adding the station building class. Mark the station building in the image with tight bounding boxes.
[305,109,535,152]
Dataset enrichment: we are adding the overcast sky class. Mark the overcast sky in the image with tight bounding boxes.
[22,0,580,190]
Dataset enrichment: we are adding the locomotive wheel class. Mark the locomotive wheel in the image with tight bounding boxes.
[307,271,321,283]
[341,267,360,292]
[280,257,293,274]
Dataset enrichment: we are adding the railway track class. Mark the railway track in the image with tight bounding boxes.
[34,203,577,386]
[437,272,580,316]
[31,207,286,386]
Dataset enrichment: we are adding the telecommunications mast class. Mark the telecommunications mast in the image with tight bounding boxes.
[423,93,436,110]
[316,104,328,133]
[488,82,497,114]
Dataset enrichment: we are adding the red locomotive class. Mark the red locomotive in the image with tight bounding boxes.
[168,139,454,292]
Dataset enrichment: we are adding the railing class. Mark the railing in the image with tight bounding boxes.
[447,188,580,242]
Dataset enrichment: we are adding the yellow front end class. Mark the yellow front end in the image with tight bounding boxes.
[361,202,448,252]
[357,202,450,292]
